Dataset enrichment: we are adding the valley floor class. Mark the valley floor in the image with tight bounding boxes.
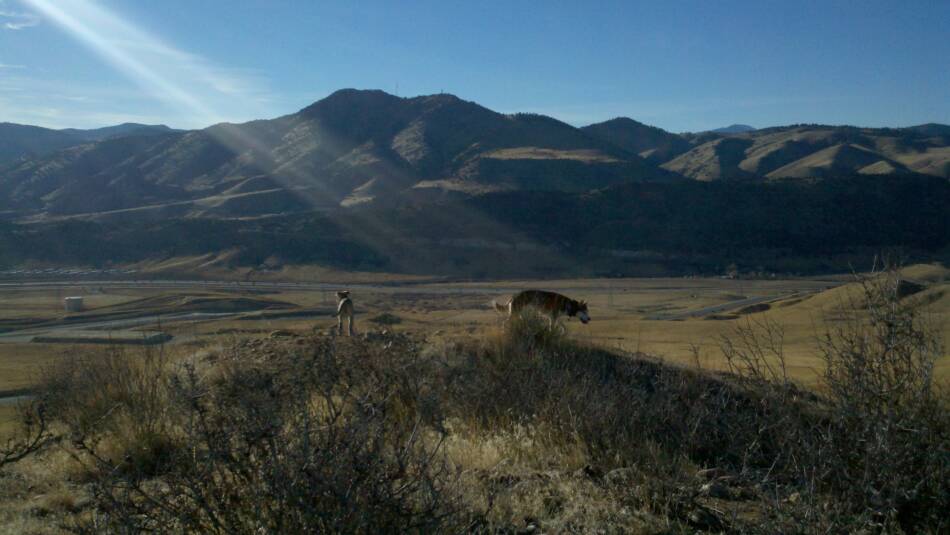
[1,265,947,408]
[0,265,947,533]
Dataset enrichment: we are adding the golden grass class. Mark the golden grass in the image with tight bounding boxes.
[1,285,946,533]
[0,406,18,440]
[0,287,143,320]
[572,278,949,385]
[444,425,662,532]
[1,265,946,418]
[892,145,950,177]
[0,445,86,534]
[482,147,621,163]
[0,344,69,392]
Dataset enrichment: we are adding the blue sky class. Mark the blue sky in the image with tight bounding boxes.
[1,0,948,132]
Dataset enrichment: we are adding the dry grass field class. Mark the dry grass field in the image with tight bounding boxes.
[0,263,946,445]
[2,264,947,406]
[0,264,947,533]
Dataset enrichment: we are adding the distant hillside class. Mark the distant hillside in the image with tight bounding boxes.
[0,122,178,167]
[660,137,756,181]
[0,89,675,218]
[711,124,756,134]
[59,123,178,142]
[6,95,947,220]
[585,120,950,181]
[662,124,950,181]
[0,123,85,166]
[581,117,692,163]
[1,92,948,278]
[1,174,945,277]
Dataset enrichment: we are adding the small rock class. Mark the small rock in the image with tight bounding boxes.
[521,516,539,532]
[696,467,727,480]
[604,467,637,485]
[574,464,604,480]
[687,506,724,531]
[269,330,294,338]
[700,481,731,499]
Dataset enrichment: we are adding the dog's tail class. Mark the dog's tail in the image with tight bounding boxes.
[492,299,510,314]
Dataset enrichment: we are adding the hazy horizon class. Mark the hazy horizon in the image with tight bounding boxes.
[5,87,950,135]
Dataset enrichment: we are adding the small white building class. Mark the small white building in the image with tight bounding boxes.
[63,296,84,312]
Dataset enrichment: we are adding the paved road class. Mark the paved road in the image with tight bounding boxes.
[0,278,519,298]
[0,277,839,296]
[0,277,514,343]
[645,294,790,321]
[0,394,32,407]
[0,311,241,343]
[0,278,836,332]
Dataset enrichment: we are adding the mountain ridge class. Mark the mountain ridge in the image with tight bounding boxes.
[654,124,950,181]
[0,89,676,219]
[580,117,692,163]
[2,90,948,222]
[0,122,180,167]
[710,124,756,134]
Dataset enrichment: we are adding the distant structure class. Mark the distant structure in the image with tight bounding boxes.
[63,296,84,312]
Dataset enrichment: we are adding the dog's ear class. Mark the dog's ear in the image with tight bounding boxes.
[579,300,588,310]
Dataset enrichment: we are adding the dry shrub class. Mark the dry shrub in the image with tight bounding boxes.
[0,399,53,471]
[445,291,948,533]
[38,346,176,479]
[814,266,949,532]
[721,264,950,533]
[11,268,946,533]
[440,311,809,529]
[450,310,806,470]
[368,312,403,325]
[37,338,472,534]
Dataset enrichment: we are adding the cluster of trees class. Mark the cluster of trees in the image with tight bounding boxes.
[456,174,949,255]
[0,215,386,271]
[0,174,946,276]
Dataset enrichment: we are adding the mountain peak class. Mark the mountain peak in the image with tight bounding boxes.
[581,117,691,162]
[306,88,469,110]
[598,117,648,127]
[299,88,399,112]
[325,87,395,100]
[415,92,463,104]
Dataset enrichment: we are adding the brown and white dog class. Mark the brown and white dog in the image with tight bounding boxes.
[493,290,590,327]
[335,291,354,336]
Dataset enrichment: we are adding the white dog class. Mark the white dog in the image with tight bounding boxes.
[335,291,354,336]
